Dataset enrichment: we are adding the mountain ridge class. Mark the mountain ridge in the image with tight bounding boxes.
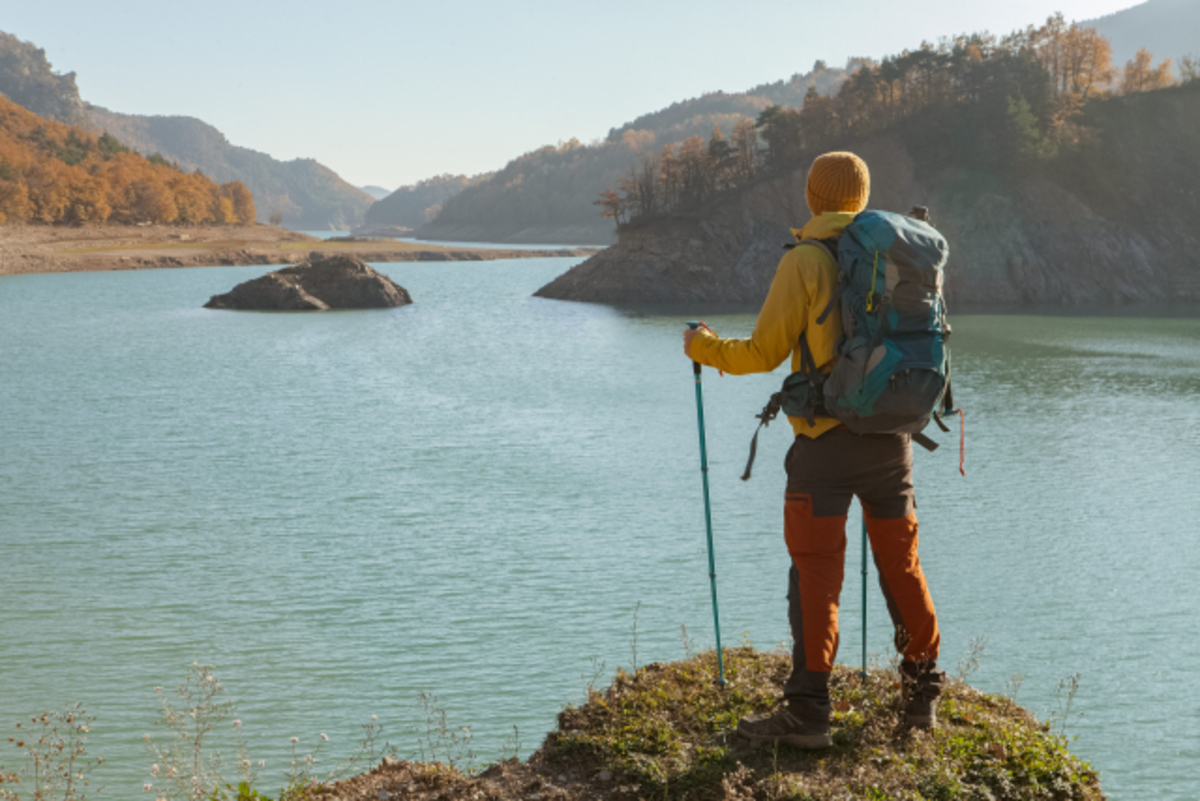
[0,31,371,230]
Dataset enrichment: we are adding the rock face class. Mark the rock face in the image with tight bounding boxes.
[204,255,412,311]
[537,86,1200,310]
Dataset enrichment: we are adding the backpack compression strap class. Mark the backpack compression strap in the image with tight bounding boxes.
[741,332,826,481]
[741,391,781,481]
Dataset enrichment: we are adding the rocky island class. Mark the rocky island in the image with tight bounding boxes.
[204,255,411,311]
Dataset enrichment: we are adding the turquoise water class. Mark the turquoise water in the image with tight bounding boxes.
[296,230,351,239]
[295,230,588,250]
[1,260,1198,799]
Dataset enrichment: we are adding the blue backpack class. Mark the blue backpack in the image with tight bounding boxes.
[742,208,955,479]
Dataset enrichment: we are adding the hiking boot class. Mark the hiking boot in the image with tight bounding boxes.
[737,706,832,749]
[901,660,947,729]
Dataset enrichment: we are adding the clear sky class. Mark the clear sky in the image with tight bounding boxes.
[4,0,1142,191]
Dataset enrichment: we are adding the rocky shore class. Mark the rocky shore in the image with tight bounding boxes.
[0,224,600,277]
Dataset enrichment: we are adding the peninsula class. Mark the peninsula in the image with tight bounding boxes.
[0,224,600,277]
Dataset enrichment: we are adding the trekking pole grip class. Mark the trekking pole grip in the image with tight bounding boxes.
[687,321,702,374]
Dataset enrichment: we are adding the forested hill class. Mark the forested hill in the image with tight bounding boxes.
[0,31,371,230]
[415,62,852,244]
[0,95,254,225]
[537,34,1200,309]
[360,173,493,232]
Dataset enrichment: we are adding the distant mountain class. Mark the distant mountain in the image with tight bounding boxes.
[1086,0,1199,70]
[0,31,371,229]
[359,185,392,200]
[416,63,853,244]
[360,173,492,232]
[85,105,371,229]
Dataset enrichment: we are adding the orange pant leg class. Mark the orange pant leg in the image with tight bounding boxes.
[864,511,940,663]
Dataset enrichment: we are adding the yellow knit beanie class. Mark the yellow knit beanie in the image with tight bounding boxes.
[806,151,870,215]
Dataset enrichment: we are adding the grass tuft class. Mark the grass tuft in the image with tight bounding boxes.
[539,647,1102,800]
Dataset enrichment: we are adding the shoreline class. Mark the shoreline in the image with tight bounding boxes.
[0,223,601,277]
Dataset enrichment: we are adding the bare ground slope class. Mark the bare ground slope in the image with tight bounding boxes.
[0,225,599,277]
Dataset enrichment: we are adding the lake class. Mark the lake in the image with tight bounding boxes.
[1,258,1197,799]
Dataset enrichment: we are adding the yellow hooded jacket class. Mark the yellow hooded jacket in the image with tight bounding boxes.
[688,211,853,439]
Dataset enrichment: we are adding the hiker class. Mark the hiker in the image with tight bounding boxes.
[682,151,946,749]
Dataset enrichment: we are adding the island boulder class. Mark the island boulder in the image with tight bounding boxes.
[204,255,412,310]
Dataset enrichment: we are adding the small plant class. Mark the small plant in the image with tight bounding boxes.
[280,734,326,796]
[1052,672,1083,737]
[1003,673,1024,702]
[954,635,987,682]
[406,695,475,772]
[498,726,521,763]
[145,663,233,801]
[0,703,103,801]
[678,624,696,660]
[326,716,393,783]
[583,656,607,701]
[629,601,642,676]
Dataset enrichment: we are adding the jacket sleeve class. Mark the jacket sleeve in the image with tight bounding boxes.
[689,250,811,375]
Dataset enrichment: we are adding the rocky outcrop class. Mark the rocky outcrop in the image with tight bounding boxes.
[534,138,925,310]
[537,87,1200,310]
[204,255,412,311]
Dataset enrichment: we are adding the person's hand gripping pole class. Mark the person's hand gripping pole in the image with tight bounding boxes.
[686,322,726,687]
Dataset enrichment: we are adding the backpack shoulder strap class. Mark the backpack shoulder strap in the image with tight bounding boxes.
[791,236,843,325]
[791,237,839,261]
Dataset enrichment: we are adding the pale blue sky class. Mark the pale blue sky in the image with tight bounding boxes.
[5,0,1141,190]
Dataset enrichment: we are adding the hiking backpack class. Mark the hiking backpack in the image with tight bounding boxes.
[742,207,955,479]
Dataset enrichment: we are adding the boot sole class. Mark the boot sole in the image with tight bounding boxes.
[737,727,832,749]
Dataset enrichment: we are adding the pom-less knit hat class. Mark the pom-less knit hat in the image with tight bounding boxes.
[806,151,870,215]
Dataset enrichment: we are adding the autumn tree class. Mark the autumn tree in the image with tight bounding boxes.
[1122,48,1177,93]
[593,189,625,225]
[756,105,803,171]
[730,118,758,184]
[707,126,733,191]
[1180,55,1200,84]
[676,136,711,207]
[1060,24,1116,97]
[798,87,840,151]
[0,176,30,223]
[221,180,255,224]
[657,144,681,211]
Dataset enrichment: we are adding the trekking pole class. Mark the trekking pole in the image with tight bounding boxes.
[861,514,868,680]
[687,322,726,687]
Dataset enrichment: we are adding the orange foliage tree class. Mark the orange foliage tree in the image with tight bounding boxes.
[1122,48,1178,94]
[0,96,257,225]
